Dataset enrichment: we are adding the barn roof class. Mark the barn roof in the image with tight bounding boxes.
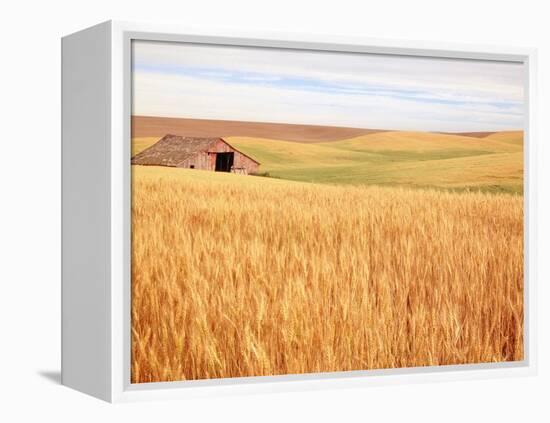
[131,134,260,167]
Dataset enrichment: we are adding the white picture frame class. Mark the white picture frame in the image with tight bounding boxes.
[61,20,538,403]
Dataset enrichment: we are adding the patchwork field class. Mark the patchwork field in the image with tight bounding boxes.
[133,128,523,193]
[131,166,524,383]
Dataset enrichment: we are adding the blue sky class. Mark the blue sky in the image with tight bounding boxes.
[132,40,524,132]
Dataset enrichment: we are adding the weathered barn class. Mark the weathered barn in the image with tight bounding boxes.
[131,134,260,175]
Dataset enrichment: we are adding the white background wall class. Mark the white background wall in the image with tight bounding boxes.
[0,0,548,421]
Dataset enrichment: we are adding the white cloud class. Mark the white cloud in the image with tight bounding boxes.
[132,40,525,132]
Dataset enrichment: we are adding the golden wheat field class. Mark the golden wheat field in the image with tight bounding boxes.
[131,166,524,383]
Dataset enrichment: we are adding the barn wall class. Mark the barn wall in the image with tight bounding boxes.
[177,151,212,170]
[233,151,259,174]
[176,140,259,174]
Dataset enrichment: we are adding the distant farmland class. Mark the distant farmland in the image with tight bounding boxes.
[132,115,387,143]
[132,118,523,194]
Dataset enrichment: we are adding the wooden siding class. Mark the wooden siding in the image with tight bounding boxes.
[177,139,259,174]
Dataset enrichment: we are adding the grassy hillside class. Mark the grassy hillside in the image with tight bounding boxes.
[319,131,520,153]
[485,130,525,145]
[227,131,523,193]
[132,130,523,194]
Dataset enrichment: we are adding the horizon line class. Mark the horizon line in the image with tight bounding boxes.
[132,114,523,135]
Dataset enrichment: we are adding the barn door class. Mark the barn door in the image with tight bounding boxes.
[215,152,234,172]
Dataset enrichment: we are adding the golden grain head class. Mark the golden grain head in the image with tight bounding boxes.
[131,167,523,383]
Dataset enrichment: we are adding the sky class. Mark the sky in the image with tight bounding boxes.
[132,40,525,132]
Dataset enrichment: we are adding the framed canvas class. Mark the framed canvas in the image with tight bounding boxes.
[61,20,538,402]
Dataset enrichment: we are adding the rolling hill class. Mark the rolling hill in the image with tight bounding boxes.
[225,131,523,193]
[132,116,387,143]
[132,118,523,194]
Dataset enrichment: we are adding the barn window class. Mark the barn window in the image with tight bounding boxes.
[190,165,195,169]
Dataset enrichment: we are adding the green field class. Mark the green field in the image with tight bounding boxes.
[133,130,523,194]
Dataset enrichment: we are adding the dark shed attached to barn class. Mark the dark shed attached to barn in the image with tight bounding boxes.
[131,134,260,175]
